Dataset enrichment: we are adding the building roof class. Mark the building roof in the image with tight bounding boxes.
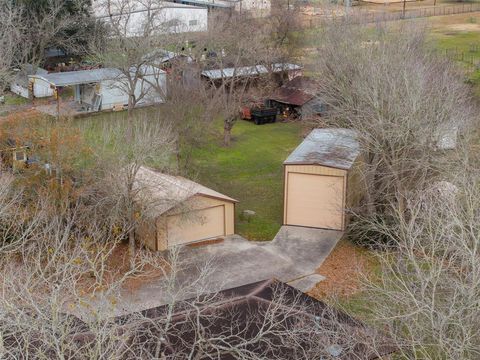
[30,66,165,87]
[134,166,237,217]
[12,65,48,87]
[284,128,360,170]
[30,68,122,87]
[105,279,396,359]
[269,76,318,106]
[201,63,302,81]
[169,0,232,8]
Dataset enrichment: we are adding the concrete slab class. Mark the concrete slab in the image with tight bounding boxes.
[288,274,326,293]
[85,226,343,318]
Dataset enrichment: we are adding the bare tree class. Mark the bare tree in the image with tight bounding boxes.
[312,21,475,243]
[90,0,195,121]
[197,13,290,146]
[0,0,93,96]
[360,164,480,359]
[0,1,25,95]
[84,111,175,270]
[310,18,480,359]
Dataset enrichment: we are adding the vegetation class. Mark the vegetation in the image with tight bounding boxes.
[190,119,303,240]
[1,1,480,358]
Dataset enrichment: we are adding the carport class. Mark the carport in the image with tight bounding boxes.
[135,167,237,251]
[283,129,361,231]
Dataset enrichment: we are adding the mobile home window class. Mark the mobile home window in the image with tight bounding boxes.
[189,20,198,26]
[14,151,26,161]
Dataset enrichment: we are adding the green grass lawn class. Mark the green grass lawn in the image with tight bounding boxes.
[190,120,304,241]
[2,93,29,106]
[428,15,480,89]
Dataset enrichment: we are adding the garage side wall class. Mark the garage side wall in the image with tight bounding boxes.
[137,218,158,251]
[30,77,54,98]
[156,217,168,251]
[283,164,347,229]
[345,157,365,227]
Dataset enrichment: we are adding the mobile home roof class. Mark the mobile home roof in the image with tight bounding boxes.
[201,63,302,80]
[31,66,165,87]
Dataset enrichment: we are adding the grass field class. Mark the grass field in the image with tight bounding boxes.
[190,120,304,241]
[427,13,480,86]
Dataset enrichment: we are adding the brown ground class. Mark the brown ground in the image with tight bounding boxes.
[77,243,168,296]
[308,241,377,300]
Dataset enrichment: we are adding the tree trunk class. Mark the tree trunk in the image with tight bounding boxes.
[128,224,136,271]
[223,125,231,147]
[127,173,136,271]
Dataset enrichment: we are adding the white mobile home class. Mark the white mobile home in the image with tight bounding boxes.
[93,0,208,35]
[29,66,166,111]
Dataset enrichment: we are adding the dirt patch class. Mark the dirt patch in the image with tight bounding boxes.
[447,23,480,32]
[308,241,376,300]
[77,243,168,296]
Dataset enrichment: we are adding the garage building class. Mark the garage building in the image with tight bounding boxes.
[283,129,361,231]
[135,167,237,251]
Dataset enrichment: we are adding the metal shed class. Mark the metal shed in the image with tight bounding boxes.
[283,129,361,231]
[135,167,237,251]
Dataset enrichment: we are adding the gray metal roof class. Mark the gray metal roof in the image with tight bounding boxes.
[201,63,302,80]
[171,0,232,8]
[30,65,165,87]
[284,128,360,170]
[31,68,122,87]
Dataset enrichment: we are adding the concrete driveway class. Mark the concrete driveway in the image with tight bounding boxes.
[109,226,343,316]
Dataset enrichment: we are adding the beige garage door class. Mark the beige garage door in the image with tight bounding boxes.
[167,205,225,247]
[286,173,344,230]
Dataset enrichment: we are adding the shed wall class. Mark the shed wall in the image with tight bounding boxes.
[10,82,29,99]
[137,219,158,251]
[31,77,54,98]
[283,165,347,230]
[156,195,235,251]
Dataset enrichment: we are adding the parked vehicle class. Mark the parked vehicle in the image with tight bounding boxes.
[241,106,277,125]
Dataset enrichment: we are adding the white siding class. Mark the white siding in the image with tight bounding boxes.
[10,83,29,99]
[236,0,271,16]
[99,71,166,110]
[30,77,54,98]
[93,1,208,35]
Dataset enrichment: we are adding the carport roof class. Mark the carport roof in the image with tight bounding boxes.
[284,128,360,170]
[134,166,237,217]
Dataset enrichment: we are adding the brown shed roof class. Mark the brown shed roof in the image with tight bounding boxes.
[269,76,319,106]
[134,166,237,217]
